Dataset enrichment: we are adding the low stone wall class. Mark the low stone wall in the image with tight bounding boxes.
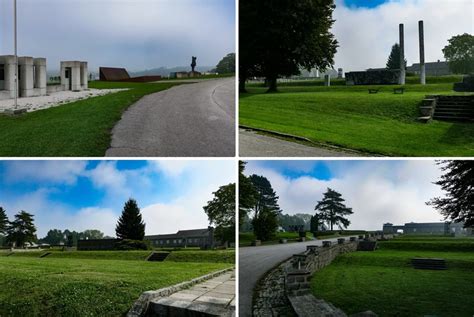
[46,84,64,94]
[127,267,234,317]
[345,70,400,85]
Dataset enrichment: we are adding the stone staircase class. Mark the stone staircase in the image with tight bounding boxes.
[146,252,170,262]
[419,95,474,122]
[411,258,447,270]
[288,294,347,317]
[40,252,52,258]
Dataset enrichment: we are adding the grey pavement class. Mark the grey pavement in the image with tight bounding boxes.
[239,236,356,317]
[239,129,364,157]
[106,78,235,157]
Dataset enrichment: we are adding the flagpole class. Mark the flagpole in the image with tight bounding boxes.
[14,0,18,108]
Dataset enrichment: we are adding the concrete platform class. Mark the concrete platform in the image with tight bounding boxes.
[148,270,235,316]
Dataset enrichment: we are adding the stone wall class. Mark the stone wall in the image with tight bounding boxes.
[345,70,400,85]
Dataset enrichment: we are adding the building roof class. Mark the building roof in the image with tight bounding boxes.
[99,67,130,81]
[145,228,212,240]
[407,61,449,71]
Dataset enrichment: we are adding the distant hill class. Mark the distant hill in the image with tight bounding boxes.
[130,66,215,77]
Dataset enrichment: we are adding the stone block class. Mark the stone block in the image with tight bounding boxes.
[350,237,357,242]
[337,238,345,245]
[322,241,332,247]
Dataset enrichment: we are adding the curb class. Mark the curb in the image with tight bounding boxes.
[127,267,234,317]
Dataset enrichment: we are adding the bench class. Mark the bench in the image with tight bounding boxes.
[368,88,380,94]
[393,87,405,94]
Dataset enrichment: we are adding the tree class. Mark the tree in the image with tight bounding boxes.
[315,188,353,231]
[310,213,324,235]
[203,183,236,244]
[239,161,258,226]
[116,199,146,240]
[442,33,474,74]
[81,229,105,240]
[240,0,338,92]
[0,207,8,235]
[386,43,407,70]
[427,161,474,227]
[6,211,37,247]
[249,175,281,240]
[215,53,235,74]
[41,229,65,245]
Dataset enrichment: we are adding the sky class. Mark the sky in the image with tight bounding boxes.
[0,0,235,72]
[244,160,447,231]
[0,160,235,238]
[332,0,473,71]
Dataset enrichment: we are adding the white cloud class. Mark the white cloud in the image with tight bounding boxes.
[87,161,129,197]
[245,161,445,231]
[332,0,473,71]
[3,161,87,185]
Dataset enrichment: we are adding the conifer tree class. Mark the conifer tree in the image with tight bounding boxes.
[115,199,146,240]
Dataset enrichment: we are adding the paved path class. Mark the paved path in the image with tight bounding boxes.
[239,129,364,157]
[239,237,356,316]
[106,78,235,157]
[150,270,235,316]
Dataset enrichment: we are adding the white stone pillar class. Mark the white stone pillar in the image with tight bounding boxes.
[18,56,34,97]
[33,58,47,95]
[71,64,81,91]
[80,62,88,89]
[399,23,406,85]
[324,74,331,86]
[1,56,16,98]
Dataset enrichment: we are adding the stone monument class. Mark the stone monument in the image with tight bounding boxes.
[399,23,406,85]
[419,20,426,85]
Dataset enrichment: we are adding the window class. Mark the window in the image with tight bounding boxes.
[0,64,4,81]
[166,240,170,244]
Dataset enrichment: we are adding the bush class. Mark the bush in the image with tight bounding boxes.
[114,239,150,250]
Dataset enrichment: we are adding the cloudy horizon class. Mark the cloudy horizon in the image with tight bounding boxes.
[0,0,235,72]
[0,160,235,238]
[244,160,447,231]
[331,0,473,72]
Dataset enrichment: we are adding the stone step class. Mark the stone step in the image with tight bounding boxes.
[146,251,170,262]
[40,252,51,258]
[288,294,347,317]
[149,297,234,317]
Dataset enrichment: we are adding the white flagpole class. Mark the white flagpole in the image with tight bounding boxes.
[14,0,18,108]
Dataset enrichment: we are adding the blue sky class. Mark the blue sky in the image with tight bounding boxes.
[245,160,445,230]
[344,0,389,8]
[0,160,235,237]
[0,0,235,72]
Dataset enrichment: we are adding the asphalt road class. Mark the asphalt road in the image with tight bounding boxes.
[239,236,356,316]
[106,78,235,157]
[239,129,364,157]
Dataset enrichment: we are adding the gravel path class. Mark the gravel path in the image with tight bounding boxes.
[106,78,235,157]
[239,129,364,157]
[0,89,127,113]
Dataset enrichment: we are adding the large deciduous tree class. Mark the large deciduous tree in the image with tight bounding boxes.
[386,43,407,70]
[249,175,281,241]
[6,211,37,247]
[239,161,258,227]
[315,188,353,231]
[116,199,146,241]
[215,53,236,74]
[442,33,474,74]
[427,161,474,227]
[204,183,236,244]
[240,0,338,92]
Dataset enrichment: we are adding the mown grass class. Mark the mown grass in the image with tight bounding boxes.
[0,250,232,316]
[239,231,314,246]
[310,236,474,316]
[240,78,474,156]
[0,81,181,157]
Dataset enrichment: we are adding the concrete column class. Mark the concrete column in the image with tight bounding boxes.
[399,23,406,85]
[80,62,88,89]
[324,74,331,86]
[419,20,426,85]
[1,56,16,97]
[60,62,67,90]
[71,65,81,91]
[18,57,34,97]
[33,58,47,95]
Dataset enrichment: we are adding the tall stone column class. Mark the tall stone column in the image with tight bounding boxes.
[399,23,406,85]
[419,20,426,85]
[33,58,47,95]
[80,62,88,89]
[18,57,34,97]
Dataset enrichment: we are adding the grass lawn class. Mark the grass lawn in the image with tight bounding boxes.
[239,231,314,247]
[240,76,474,156]
[0,81,181,157]
[0,250,233,316]
[310,236,474,316]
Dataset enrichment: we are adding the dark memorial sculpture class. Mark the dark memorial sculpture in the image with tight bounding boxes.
[191,56,197,72]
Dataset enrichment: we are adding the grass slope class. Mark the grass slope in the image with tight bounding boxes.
[0,252,232,316]
[240,79,474,156]
[310,236,474,316]
[0,81,179,157]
